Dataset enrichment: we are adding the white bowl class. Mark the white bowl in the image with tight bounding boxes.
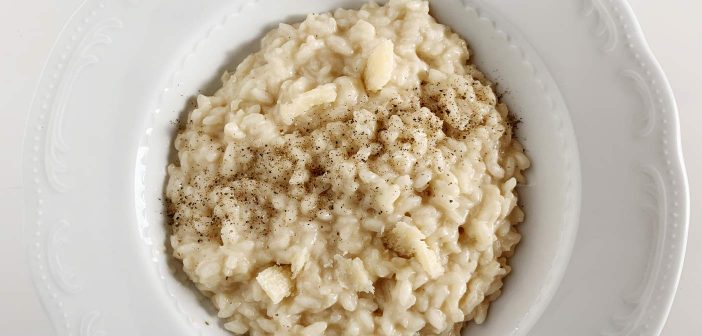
[138,1,581,335]
[23,0,687,335]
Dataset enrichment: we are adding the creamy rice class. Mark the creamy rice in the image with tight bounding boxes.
[165,1,530,335]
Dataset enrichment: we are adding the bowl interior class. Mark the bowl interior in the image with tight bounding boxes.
[139,0,581,334]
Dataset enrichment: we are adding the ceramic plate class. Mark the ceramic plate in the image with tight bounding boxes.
[22,0,688,335]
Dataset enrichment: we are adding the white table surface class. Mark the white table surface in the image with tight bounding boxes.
[0,0,698,334]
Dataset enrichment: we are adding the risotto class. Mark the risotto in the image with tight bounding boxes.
[165,0,530,335]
